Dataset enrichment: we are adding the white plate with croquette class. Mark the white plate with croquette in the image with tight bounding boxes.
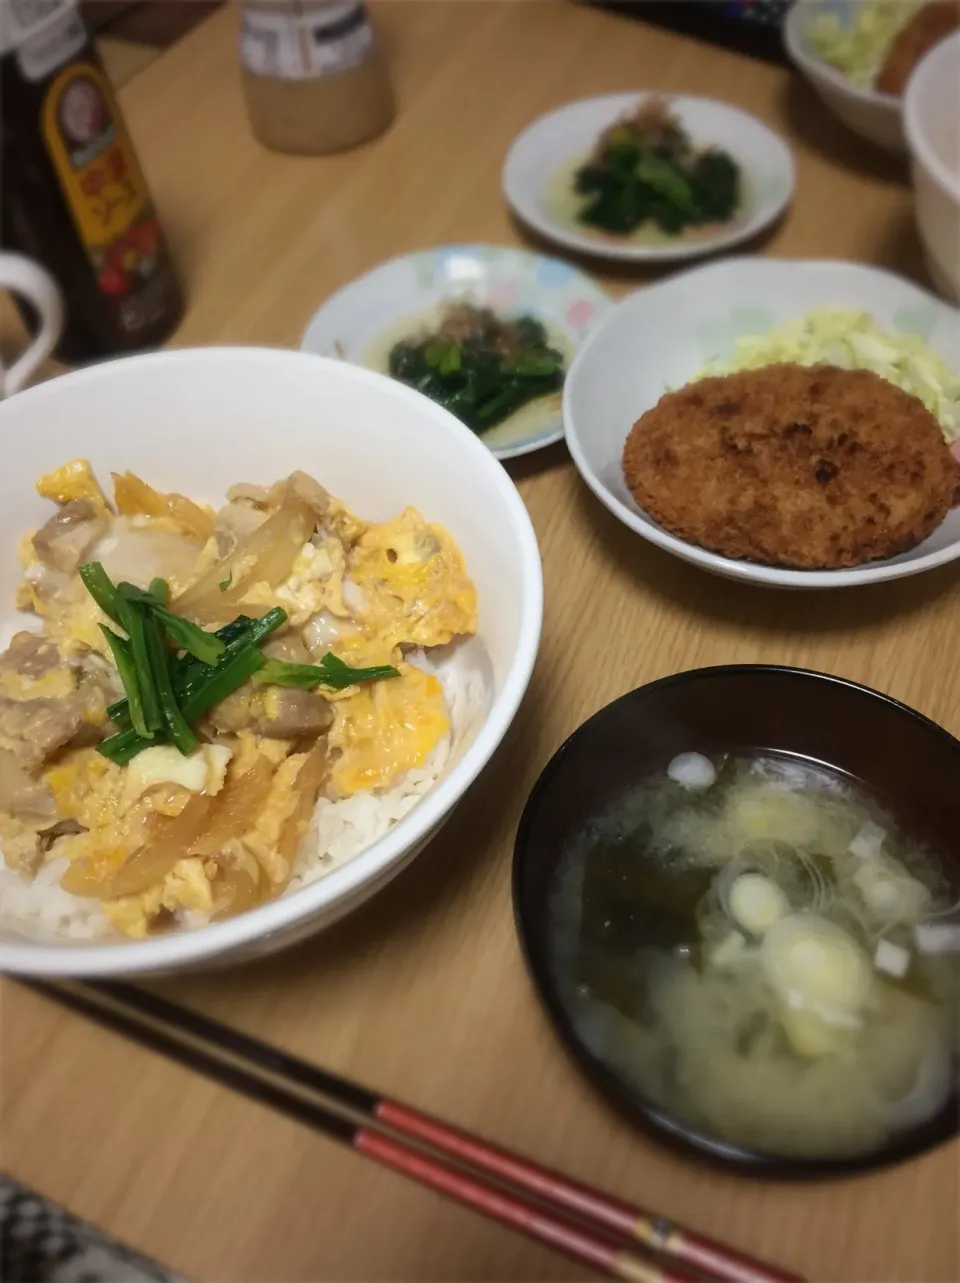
[563,257,960,589]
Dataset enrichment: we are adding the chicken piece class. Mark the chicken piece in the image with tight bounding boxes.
[0,748,55,817]
[207,679,332,739]
[0,697,85,769]
[226,482,270,507]
[213,498,269,558]
[0,632,62,680]
[252,688,333,739]
[269,471,330,524]
[0,818,47,877]
[32,499,109,574]
[876,2,959,95]
[0,634,75,705]
[207,683,257,735]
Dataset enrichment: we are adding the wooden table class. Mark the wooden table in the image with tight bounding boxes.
[2,4,958,1281]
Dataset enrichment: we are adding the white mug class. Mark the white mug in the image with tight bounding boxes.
[0,252,64,399]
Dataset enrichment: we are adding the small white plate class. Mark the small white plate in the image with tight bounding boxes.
[301,244,610,461]
[564,257,960,589]
[502,94,795,264]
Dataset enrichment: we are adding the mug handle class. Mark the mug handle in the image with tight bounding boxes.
[0,252,65,396]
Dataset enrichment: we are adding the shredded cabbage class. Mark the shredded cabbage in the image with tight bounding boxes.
[696,308,960,442]
[806,0,921,89]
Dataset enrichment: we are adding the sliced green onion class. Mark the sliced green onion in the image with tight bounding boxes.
[148,578,169,604]
[253,653,399,691]
[104,613,271,732]
[78,562,123,625]
[180,643,265,722]
[95,607,288,764]
[143,616,199,756]
[117,599,162,734]
[99,625,148,738]
[153,606,225,666]
[117,581,164,608]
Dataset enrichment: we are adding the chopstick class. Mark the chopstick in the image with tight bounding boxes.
[21,979,802,1283]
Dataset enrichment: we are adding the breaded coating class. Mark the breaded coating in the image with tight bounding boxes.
[875,2,959,96]
[622,364,960,569]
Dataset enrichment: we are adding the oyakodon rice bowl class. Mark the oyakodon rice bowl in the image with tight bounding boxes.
[0,349,542,976]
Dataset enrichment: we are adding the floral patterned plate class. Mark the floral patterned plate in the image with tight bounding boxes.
[301,245,609,461]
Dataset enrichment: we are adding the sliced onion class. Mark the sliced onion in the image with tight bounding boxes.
[274,739,328,886]
[61,795,213,899]
[174,496,315,623]
[191,758,273,856]
[212,860,262,920]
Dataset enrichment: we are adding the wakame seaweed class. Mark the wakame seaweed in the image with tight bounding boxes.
[388,304,564,434]
[574,99,741,237]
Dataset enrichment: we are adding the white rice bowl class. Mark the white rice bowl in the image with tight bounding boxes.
[0,641,491,943]
[0,350,541,975]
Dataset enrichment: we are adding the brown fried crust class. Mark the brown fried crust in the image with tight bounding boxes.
[875,2,960,96]
[622,363,960,569]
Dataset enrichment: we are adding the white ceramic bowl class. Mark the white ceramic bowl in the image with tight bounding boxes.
[0,348,542,975]
[904,32,960,302]
[564,257,960,590]
[502,94,794,264]
[784,1,904,154]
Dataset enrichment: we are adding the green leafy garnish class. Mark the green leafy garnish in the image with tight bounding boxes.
[99,625,149,738]
[81,558,397,765]
[116,599,162,734]
[152,606,225,666]
[389,303,564,435]
[78,562,123,625]
[574,100,740,236]
[218,574,232,592]
[253,654,400,691]
[143,614,199,756]
[80,563,291,763]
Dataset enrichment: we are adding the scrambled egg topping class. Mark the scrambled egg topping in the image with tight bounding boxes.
[36,458,111,512]
[1,464,477,937]
[331,663,450,795]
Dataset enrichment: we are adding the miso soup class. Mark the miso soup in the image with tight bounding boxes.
[548,752,959,1160]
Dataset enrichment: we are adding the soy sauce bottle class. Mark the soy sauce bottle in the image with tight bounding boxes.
[0,0,183,363]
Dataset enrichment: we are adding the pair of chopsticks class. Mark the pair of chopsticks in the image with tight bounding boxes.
[23,979,802,1283]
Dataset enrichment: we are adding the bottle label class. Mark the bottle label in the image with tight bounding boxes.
[240,1,373,80]
[41,60,171,336]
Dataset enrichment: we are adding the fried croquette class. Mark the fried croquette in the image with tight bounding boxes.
[622,363,960,569]
[875,2,959,96]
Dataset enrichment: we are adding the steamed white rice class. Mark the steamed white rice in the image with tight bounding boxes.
[0,641,490,943]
